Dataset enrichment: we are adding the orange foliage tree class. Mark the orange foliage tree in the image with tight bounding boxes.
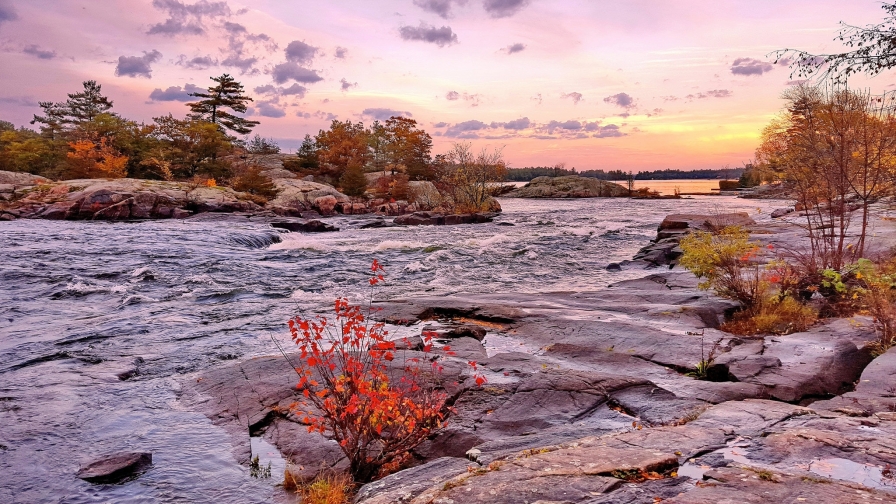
[66,138,128,178]
[286,260,484,483]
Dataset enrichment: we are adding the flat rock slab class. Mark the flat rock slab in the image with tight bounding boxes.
[76,452,152,484]
[662,466,895,503]
[811,345,896,416]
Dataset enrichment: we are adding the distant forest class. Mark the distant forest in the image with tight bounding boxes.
[505,166,745,181]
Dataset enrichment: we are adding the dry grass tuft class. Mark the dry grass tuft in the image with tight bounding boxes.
[287,471,354,504]
[722,296,817,336]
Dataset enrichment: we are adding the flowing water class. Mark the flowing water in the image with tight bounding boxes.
[0,196,782,503]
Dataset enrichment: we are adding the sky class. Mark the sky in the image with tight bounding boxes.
[0,0,892,172]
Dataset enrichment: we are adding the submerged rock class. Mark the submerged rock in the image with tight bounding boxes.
[76,452,152,484]
[394,211,496,226]
[270,220,339,233]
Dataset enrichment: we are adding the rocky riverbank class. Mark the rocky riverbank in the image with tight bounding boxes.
[0,168,501,223]
[177,211,896,502]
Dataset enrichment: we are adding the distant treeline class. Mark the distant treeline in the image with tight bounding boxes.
[505,167,745,181]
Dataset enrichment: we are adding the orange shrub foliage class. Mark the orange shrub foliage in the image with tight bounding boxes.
[66,138,128,178]
[288,260,484,483]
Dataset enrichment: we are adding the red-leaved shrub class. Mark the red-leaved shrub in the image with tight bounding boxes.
[287,260,484,482]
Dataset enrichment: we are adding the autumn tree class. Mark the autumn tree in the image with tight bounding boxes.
[187,74,259,136]
[776,2,896,83]
[314,120,370,182]
[367,120,389,175]
[65,138,128,179]
[0,123,61,175]
[755,84,896,269]
[149,115,233,179]
[384,116,433,180]
[435,142,506,213]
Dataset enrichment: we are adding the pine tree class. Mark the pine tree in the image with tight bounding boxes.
[31,80,114,137]
[187,74,259,136]
[66,81,114,123]
[296,134,319,169]
[339,163,368,198]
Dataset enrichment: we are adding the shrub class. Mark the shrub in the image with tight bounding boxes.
[339,164,368,198]
[231,166,279,202]
[290,472,353,504]
[854,258,896,355]
[718,180,740,191]
[721,295,817,336]
[286,260,484,483]
[679,226,764,310]
[681,227,819,335]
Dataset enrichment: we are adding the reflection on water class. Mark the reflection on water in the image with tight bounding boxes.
[0,196,782,502]
[809,457,895,490]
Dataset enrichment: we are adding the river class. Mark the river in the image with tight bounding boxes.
[0,195,784,503]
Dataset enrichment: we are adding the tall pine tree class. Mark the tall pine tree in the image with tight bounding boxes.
[186,74,259,136]
[31,80,114,138]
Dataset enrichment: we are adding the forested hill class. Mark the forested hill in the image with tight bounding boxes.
[505,167,745,181]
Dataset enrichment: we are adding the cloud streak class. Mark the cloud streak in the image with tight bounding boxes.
[603,92,634,108]
[413,0,468,19]
[148,83,202,101]
[730,57,773,76]
[0,1,18,25]
[561,92,583,104]
[115,50,162,78]
[503,42,526,54]
[362,108,412,120]
[483,0,529,18]
[399,23,458,47]
[271,62,323,84]
[285,40,318,65]
[147,0,231,36]
[23,45,56,60]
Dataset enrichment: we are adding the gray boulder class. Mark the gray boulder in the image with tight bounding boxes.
[77,452,152,484]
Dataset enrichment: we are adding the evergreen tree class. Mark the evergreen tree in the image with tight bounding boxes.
[339,163,368,198]
[187,74,259,136]
[31,80,114,138]
[296,134,319,169]
[246,134,280,154]
[66,81,114,123]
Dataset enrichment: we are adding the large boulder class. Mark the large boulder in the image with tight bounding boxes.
[0,177,261,220]
[268,179,350,212]
[505,176,629,198]
[407,181,443,209]
[659,212,755,232]
[0,170,50,186]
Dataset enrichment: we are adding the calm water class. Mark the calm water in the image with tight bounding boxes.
[630,179,728,195]
[507,178,731,195]
[0,196,782,503]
